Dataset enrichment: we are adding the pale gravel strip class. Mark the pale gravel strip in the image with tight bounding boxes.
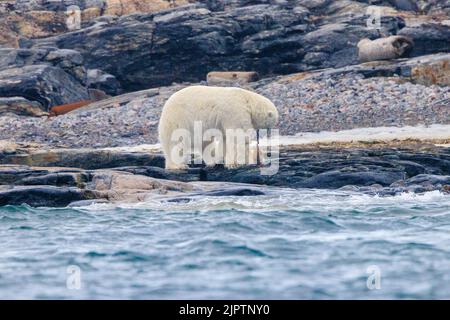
[93,124,450,153]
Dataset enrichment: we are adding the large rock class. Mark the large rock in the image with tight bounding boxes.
[0,185,97,207]
[86,68,122,95]
[31,2,407,90]
[296,170,405,188]
[3,1,447,91]
[88,170,197,201]
[399,23,450,57]
[0,64,89,109]
[0,163,271,206]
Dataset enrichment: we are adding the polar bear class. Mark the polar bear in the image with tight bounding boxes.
[158,85,279,170]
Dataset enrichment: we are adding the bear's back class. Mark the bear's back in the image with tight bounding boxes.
[163,85,250,113]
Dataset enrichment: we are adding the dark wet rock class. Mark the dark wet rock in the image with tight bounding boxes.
[404,174,450,186]
[0,185,96,207]
[4,144,450,190]
[0,64,89,110]
[397,152,450,175]
[399,23,450,58]
[295,170,405,188]
[0,165,197,206]
[44,48,87,83]
[19,171,90,187]
[94,145,450,191]
[68,199,110,207]
[165,186,266,202]
[87,69,122,95]
[203,187,266,196]
[0,165,87,185]
[113,166,204,182]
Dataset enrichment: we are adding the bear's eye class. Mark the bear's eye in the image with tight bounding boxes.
[268,112,273,117]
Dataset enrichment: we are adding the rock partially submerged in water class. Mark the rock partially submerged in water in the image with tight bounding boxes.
[0,185,96,207]
[0,164,272,207]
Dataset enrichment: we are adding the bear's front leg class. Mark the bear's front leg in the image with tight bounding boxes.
[224,137,250,169]
[222,116,254,169]
[164,141,190,170]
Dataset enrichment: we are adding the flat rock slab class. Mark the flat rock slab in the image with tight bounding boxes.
[0,148,165,169]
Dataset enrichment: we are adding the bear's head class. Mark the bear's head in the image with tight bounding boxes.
[249,94,279,130]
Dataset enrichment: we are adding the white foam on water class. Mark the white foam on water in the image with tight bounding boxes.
[78,189,450,213]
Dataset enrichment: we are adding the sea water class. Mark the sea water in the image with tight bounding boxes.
[1,189,449,299]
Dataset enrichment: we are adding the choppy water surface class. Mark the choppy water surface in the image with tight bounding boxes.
[1,189,450,299]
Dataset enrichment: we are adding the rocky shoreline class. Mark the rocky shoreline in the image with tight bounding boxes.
[0,1,449,207]
[0,54,448,149]
[1,138,449,207]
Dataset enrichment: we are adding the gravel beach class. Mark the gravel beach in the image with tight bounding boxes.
[0,73,448,148]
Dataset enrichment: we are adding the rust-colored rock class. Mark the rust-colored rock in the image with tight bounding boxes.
[411,58,450,86]
[207,71,259,86]
[49,100,93,116]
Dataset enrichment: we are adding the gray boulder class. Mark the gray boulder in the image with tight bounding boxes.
[87,68,122,95]
[399,23,450,57]
[0,64,89,110]
[31,3,406,90]
[0,185,96,207]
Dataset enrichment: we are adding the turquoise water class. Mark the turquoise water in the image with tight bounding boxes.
[1,189,450,299]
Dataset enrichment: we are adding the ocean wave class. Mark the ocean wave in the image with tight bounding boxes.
[77,189,450,214]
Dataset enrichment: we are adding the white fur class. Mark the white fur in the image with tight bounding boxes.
[158,85,279,170]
